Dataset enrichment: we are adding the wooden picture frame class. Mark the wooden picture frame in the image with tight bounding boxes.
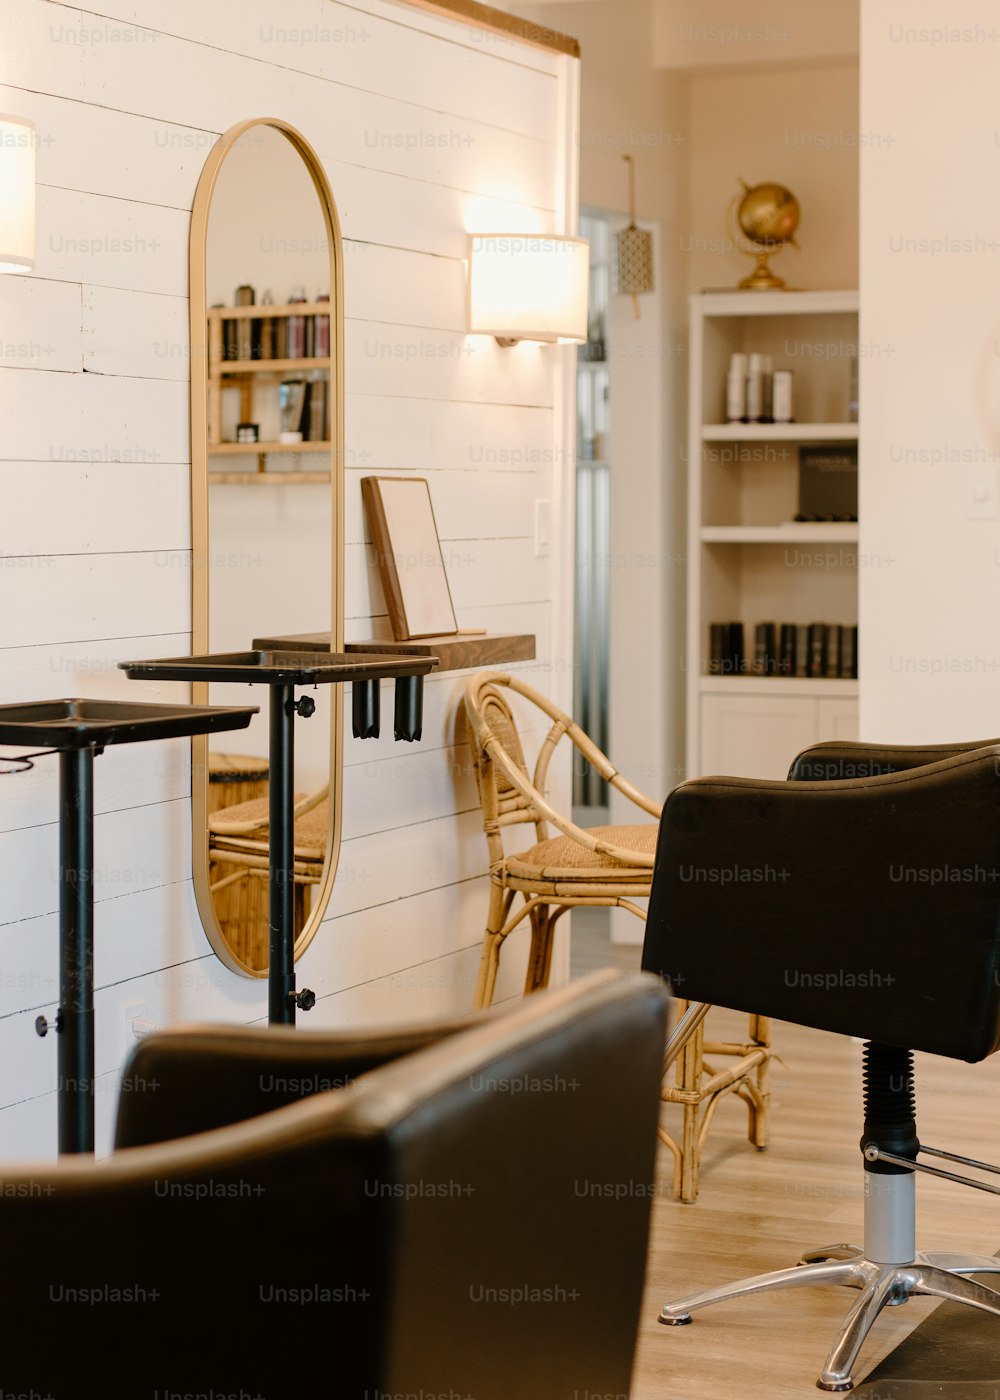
[361,476,459,640]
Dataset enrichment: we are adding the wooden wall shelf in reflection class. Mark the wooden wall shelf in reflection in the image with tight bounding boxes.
[209,441,331,455]
[251,631,536,675]
[209,471,331,485]
[219,357,331,375]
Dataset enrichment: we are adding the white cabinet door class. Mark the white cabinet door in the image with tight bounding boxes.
[700,695,819,780]
[817,697,860,743]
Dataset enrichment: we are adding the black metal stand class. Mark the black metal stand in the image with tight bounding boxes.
[268,688,326,1025]
[58,749,95,1154]
[120,650,438,1032]
[0,696,258,1155]
[270,685,296,1024]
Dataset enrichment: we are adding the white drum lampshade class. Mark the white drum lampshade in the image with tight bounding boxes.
[0,116,36,273]
[468,234,589,345]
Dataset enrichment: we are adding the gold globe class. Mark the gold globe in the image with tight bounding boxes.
[732,180,801,289]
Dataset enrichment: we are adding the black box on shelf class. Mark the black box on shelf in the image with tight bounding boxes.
[798,445,858,520]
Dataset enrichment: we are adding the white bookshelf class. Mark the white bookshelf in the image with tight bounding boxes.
[686,289,860,780]
[702,423,858,442]
[700,524,859,544]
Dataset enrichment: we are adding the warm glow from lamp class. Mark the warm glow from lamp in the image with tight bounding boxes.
[467,234,589,345]
[0,116,36,273]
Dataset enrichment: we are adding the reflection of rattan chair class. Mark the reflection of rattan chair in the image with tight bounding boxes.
[208,787,329,969]
[207,752,269,817]
[464,671,771,1202]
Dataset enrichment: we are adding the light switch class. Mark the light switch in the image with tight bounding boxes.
[534,499,551,557]
[967,464,999,519]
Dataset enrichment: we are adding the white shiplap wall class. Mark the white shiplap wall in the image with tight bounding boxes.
[0,0,578,1156]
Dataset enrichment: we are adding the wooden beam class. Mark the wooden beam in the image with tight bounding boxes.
[396,0,580,58]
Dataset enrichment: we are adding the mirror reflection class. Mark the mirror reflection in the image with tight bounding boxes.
[197,122,339,974]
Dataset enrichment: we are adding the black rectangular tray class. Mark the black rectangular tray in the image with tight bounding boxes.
[120,649,439,685]
[0,698,258,749]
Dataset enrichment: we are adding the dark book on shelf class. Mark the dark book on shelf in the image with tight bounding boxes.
[727,621,745,676]
[808,623,827,678]
[795,625,809,678]
[840,625,858,679]
[825,624,841,678]
[298,379,313,439]
[779,623,797,676]
[308,377,327,443]
[754,622,777,676]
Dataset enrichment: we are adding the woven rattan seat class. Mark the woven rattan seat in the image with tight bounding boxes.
[208,783,330,972]
[506,824,657,881]
[210,795,328,861]
[464,670,771,1202]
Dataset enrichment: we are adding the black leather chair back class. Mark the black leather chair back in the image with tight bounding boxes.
[0,969,668,1400]
[643,747,1000,1060]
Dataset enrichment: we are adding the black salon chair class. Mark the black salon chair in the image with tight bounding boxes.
[0,968,667,1400]
[643,738,1000,1392]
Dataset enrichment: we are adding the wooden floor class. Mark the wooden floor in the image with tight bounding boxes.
[570,917,1000,1397]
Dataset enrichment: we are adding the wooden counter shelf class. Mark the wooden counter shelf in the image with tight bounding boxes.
[250,632,536,675]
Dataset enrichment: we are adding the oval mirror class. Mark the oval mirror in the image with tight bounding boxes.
[189,118,344,978]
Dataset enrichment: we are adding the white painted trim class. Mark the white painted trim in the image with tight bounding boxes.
[550,49,580,711]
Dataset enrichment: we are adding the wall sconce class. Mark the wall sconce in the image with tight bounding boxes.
[467,233,589,347]
[0,115,36,273]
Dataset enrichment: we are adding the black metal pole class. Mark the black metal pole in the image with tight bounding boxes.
[58,748,94,1154]
[268,685,296,1025]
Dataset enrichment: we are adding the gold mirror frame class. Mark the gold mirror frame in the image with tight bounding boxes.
[188,117,345,978]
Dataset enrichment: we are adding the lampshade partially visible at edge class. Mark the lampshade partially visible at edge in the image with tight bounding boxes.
[467,234,589,344]
[0,116,36,273]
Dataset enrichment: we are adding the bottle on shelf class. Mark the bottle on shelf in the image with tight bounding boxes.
[745,352,772,423]
[771,369,794,423]
[726,353,747,422]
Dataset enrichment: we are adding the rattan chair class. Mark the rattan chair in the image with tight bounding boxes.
[464,670,771,1200]
[208,786,328,968]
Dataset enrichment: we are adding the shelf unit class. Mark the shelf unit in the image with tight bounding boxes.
[702,423,858,442]
[686,289,860,780]
[207,302,331,479]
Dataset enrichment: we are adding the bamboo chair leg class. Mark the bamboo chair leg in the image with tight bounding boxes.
[748,1013,771,1149]
[475,938,502,1010]
[473,881,512,1010]
[539,904,568,989]
[524,904,568,995]
[524,904,550,995]
[677,1015,705,1204]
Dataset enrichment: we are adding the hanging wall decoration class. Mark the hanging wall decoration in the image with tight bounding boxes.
[613,155,654,317]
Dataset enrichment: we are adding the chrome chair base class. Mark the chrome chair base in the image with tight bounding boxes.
[659,1249,1000,1391]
